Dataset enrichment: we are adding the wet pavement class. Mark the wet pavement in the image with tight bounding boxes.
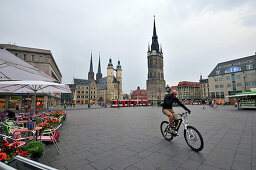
[39,105,256,170]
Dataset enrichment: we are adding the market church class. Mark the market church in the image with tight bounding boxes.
[71,54,122,104]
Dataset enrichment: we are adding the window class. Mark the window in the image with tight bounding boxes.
[227,83,232,87]
[82,91,84,94]
[215,78,218,82]
[237,82,242,87]
[216,92,220,98]
[15,53,18,56]
[215,85,219,88]
[77,96,80,98]
[227,76,231,80]
[220,85,224,88]
[24,54,27,60]
[78,91,80,94]
[233,83,236,91]
[251,73,256,77]
[252,81,256,85]
[86,91,88,94]
[245,74,250,78]
[31,55,34,61]
[225,67,241,73]
[246,64,253,70]
[219,77,223,81]
[246,82,250,86]
[216,70,220,75]
[221,92,224,98]
[236,75,240,79]
[86,87,88,89]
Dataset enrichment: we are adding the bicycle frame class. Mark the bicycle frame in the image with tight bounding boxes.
[174,112,189,132]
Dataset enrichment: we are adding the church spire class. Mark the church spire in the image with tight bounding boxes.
[89,52,93,73]
[88,52,94,80]
[151,15,159,53]
[96,53,102,80]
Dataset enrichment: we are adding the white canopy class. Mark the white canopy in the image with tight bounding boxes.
[0,49,57,82]
[0,80,71,114]
[0,80,71,93]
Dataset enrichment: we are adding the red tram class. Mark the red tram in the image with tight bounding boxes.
[111,99,151,107]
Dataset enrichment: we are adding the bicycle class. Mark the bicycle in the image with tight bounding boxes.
[160,111,204,152]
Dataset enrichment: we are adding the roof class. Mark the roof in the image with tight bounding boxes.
[200,78,208,83]
[113,76,119,83]
[73,78,91,85]
[178,81,200,87]
[208,54,256,77]
[97,77,107,90]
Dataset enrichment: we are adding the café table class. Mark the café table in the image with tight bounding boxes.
[14,127,42,141]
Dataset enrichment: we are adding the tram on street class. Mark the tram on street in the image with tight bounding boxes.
[111,99,151,107]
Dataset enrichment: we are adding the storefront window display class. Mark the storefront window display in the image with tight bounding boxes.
[8,96,19,109]
[0,96,5,109]
[36,96,44,109]
[22,96,31,111]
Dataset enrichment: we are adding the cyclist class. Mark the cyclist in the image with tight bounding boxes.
[162,90,191,135]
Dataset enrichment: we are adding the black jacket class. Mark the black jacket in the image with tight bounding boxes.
[162,93,189,110]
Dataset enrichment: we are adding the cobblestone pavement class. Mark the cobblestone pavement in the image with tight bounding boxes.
[39,105,256,170]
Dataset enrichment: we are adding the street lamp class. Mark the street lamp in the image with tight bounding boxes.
[117,80,120,108]
[88,86,90,108]
[243,76,247,92]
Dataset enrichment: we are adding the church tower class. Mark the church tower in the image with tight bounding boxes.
[116,60,122,100]
[88,52,94,81]
[146,16,166,102]
[106,58,114,102]
[96,53,102,80]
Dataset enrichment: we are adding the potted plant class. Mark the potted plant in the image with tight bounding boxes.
[23,141,45,161]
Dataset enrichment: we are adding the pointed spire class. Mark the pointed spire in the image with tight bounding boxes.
[151,15,159,52]
[153,15,157,38]
[88,51,94,80]
[148,43,150,52]
[89,52,93,73]
[160,44,162,53]
[97,53,101,74]
[96,52,102,80]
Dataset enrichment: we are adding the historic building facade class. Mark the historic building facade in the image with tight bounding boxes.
[199,75,210,100]
[72,54,122,104]
[175,81,201,103]
[0,44,62,83]
[208,54,256,103]
[146,17,166,102]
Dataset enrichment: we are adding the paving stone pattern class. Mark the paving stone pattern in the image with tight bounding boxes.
[39,105,256,170]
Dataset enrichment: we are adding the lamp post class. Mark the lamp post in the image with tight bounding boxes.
[88,86,90,108]
[243,76,247,92]
[117,80,120,108]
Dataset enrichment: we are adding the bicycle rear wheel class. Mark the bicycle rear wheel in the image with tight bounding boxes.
[160,121,173,141]
[184,125,204,152]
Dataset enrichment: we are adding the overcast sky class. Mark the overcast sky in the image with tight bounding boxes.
[0,0,256,93]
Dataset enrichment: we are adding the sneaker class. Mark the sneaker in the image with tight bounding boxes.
[170,128,179,136]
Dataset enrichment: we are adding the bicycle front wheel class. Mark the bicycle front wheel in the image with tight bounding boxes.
[184,126,204,152]
[160,121,173,141]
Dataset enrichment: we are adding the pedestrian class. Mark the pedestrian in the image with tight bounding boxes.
[6,109,17,120]
[202,99,205,109]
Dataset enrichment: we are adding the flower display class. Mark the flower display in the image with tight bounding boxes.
[37,118,60,131]
[50,110,65,118]
[0,142,29,162]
